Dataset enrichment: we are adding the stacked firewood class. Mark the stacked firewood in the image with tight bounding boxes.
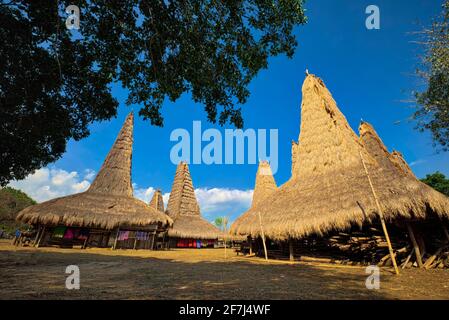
[325,228,406,265]
[326,227,449,269]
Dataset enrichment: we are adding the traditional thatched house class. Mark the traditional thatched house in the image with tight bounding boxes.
[231,74,449,266]
[231,161,277,251]
[16,113,172,249]
[166,162,224,248]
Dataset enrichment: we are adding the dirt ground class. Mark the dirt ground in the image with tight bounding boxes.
[0,239,448,299]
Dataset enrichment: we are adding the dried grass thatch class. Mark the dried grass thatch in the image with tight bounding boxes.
[232,161,277,232]
[166,162,224,239]
[252,161,278,207]
[149,189,165,212]
[231,74,449,240]
[16,113,172,230]
[291,141,300,177]
[390,150,415,177]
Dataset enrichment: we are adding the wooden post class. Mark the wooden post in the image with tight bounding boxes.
[360,151,400,275]
[289,238,294,262]
[112,228,119,250]
[151,232,156,250]
[161,231,166,250]
[223,217,228,259]
[82,234,89,249]
[401,250,413,269]
[36,226,46,248]
[257,211,268,261]
[406,222,423,268]
[33,226,41,247]
[249,236,253,255]
[133,235,138,250]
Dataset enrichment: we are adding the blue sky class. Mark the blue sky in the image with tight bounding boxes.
[11,0,449,223]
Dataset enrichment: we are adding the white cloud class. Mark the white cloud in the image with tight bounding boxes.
[8,167,92,202]
[195,187,253,222]
[195,187,252,211]
[410,159,426,167]
[133,186,157,203]
[83,169,96,181]
[133,186,253,222]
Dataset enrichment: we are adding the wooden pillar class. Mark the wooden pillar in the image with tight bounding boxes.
[289,238,294,262]
[159,231,166,250]
[257,211,268,261]
[36,226,46,248]
[133,235,138,250]
[112,228,119,250]
[406,222,423,268]
[150,232,156,250]
[82,234,89,249]
[33,225,42,247]
[249,237,253,255]
[224,236,227,259]
[360,151,399,275]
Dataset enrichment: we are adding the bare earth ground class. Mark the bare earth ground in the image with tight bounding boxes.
[0,240,448,299]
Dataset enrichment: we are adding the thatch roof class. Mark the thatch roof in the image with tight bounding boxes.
[231,161,277,232]
[252,161,278,207]
[231,74,449,240]
[390,150,415,177]
[16,113,172,230]
[358,121,449,210]
[291,141,300,178]
[149,189,165,212]
[166,162,224,239]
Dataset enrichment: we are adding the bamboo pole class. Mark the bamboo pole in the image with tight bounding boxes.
[36,226,46,248]
[112,228,119,250]
[406,222,423,268]
[133,235,138,250]
[33,225,41,247]
[82,234,89,249]
[289,238,294,262]
[151,232,156,250]
[249,236,253,255]
[360,151,400,275]
[161,231,166,250]
[223,217,229,259]
[401,250,413,269]
[257,211,268,261]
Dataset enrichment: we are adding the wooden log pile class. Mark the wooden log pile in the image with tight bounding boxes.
[265,222,449,269]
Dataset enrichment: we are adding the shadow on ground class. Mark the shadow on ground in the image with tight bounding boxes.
[0,247,448,300]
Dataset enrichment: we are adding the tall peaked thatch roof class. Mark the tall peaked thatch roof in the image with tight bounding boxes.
[150,189,165,212]
[291,141,300,177]
[390,150,415,177]
[231,161,278,232]
[16,113,172,230]
[166,162,224,239]
[359,121,448,207]
[358,122,416,178]
[252,161,278,207]
[89,114,134,196]
[231,74,449,240]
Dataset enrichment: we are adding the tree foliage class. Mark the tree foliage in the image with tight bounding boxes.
[0,187,36,233]
[414,1,449,151]
[214,216,229,232]
[0,0,307,186]
[421,171,449,196]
